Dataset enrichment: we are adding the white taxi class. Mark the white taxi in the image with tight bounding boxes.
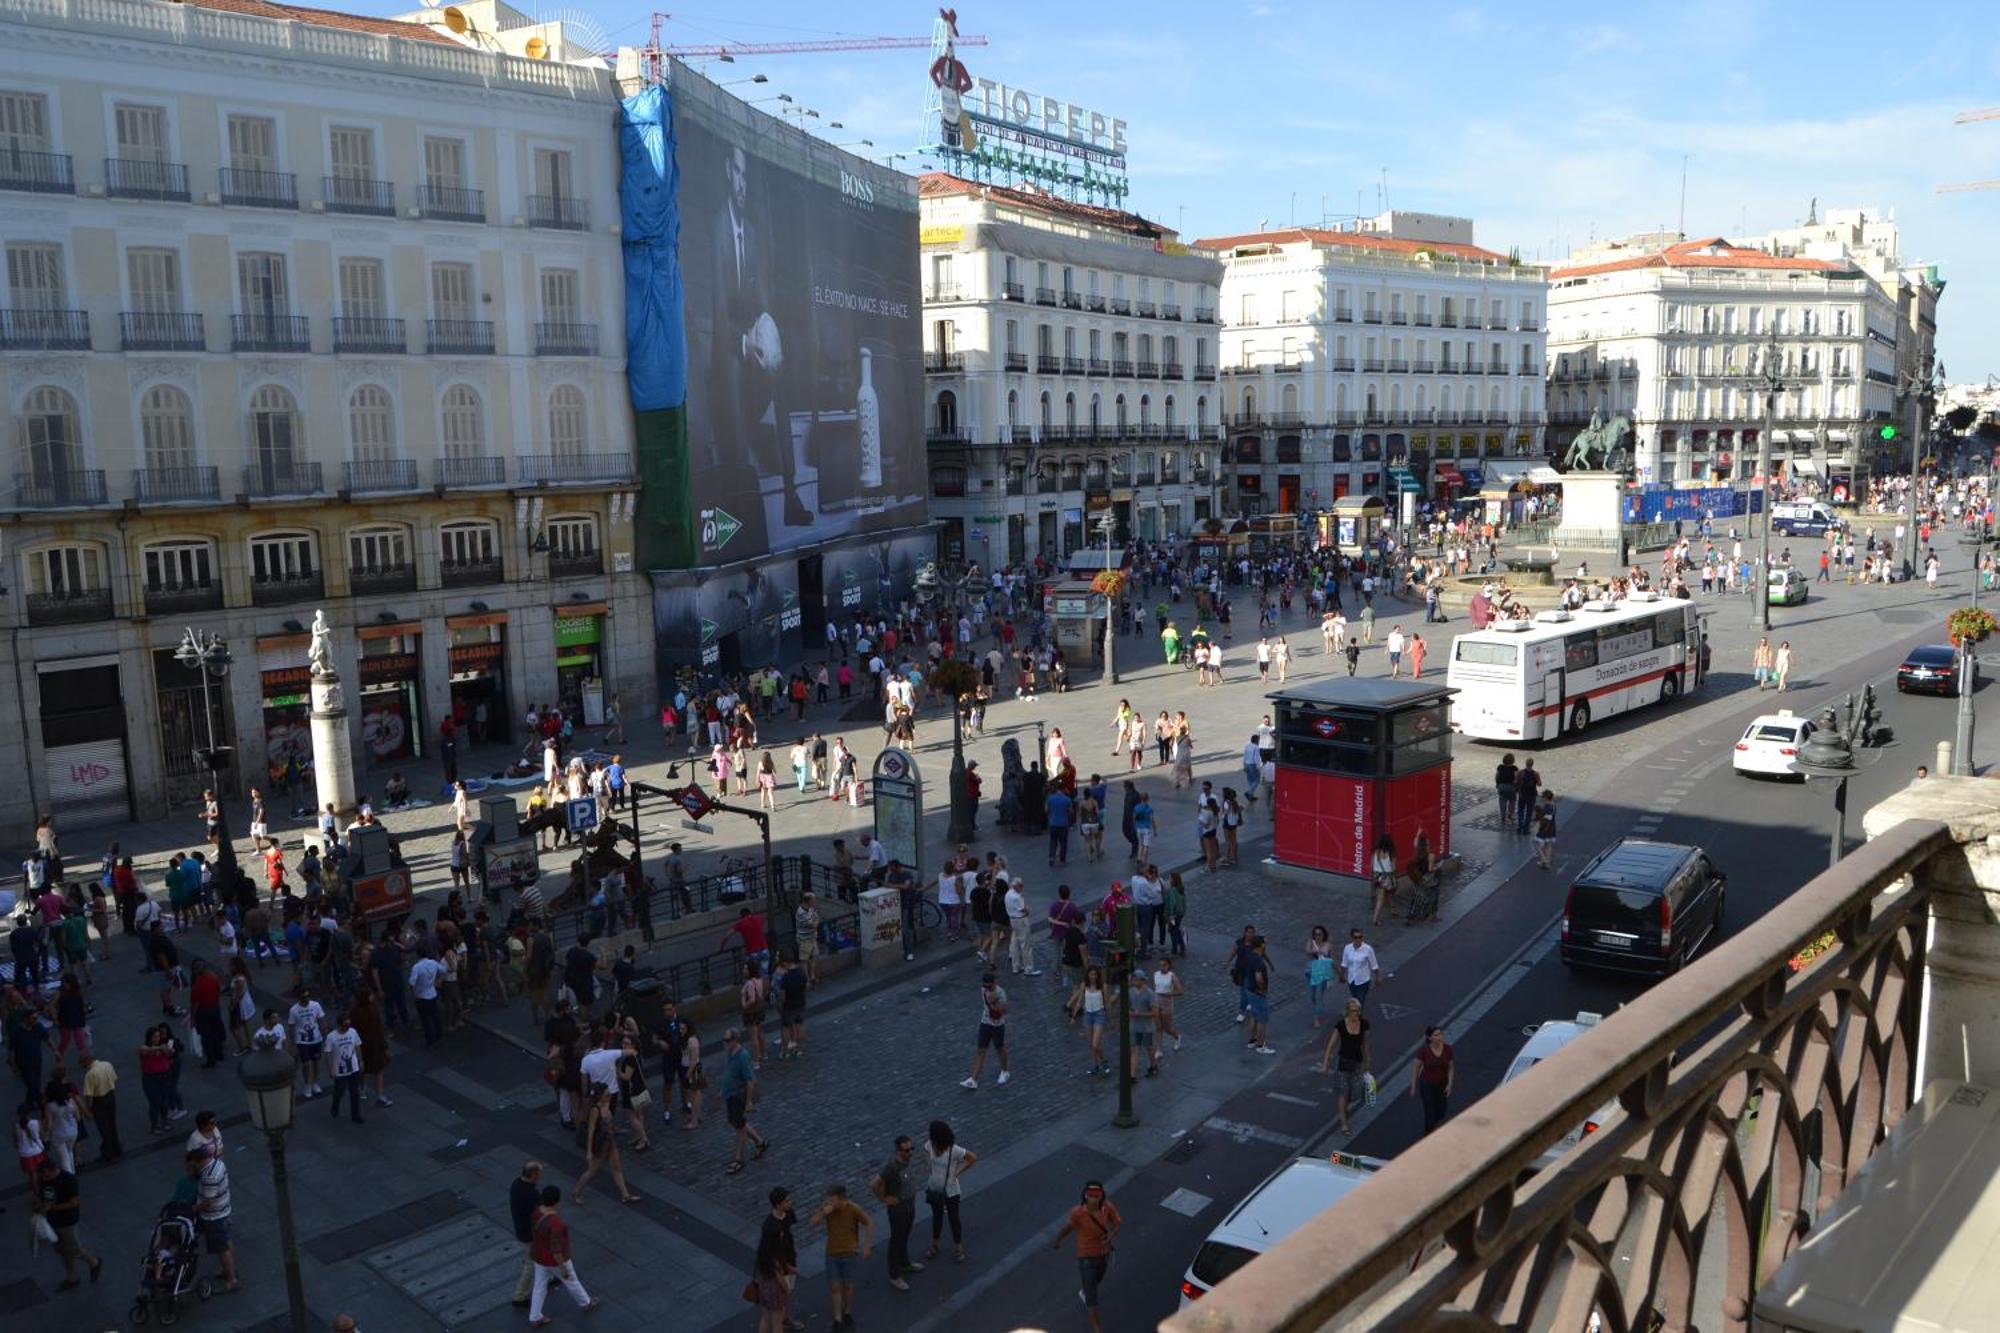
[1501,1012,1620,1172]
[1732,710,1814,780]
[1179,1152,1385,1306]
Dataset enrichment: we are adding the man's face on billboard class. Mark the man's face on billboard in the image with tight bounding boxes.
[727,146,748,212]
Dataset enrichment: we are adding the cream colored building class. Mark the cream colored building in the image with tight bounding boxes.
[0,0,640,836]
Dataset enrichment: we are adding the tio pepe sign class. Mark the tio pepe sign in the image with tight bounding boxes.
[970,78,1126,155]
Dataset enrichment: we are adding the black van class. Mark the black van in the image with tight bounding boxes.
[1560,839,1726,975]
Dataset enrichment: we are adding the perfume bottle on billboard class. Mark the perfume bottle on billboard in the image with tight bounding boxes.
[856,346,883,488]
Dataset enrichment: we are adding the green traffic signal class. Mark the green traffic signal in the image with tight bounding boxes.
[1879,424,1899,441]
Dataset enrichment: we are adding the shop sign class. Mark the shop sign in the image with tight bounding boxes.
[449,642,507,673]
[358,652,420,686]
[553,615,601,648]
[921,224,965,247]
[266,693,307,709]
[261,666,311,695]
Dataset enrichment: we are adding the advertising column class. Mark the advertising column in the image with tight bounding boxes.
[357,628,424,769]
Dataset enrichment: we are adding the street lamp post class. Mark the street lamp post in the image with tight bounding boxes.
[1096,510,1119,684]
[176,627,242,887]
[1753,335,1785,633]
[1900,355,1941,583]
[238,1047,309,1333]
[1792,693,1873,868]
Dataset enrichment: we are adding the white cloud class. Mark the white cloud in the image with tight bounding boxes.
[1575,24,1636,55]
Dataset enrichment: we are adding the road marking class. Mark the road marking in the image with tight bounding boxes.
[1374,1002,1417,1020]
[1264,1091,1319,1108]
[1204,1116,1307,1149]
[1160,1187,1214,1217]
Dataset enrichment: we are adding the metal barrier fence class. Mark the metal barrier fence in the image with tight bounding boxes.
[544,854,852,954]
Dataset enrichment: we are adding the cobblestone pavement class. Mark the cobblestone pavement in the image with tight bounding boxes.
[0,559,1975,1331]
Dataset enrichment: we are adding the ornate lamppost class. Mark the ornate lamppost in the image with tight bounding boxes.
[176,627,242,885]
[238,1046,309,1333]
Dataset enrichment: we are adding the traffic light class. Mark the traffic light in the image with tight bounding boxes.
[1879,424,1899,442]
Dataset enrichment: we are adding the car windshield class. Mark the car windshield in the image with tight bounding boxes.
[1190,1241,1260,1288]
[1750,724,1800,742]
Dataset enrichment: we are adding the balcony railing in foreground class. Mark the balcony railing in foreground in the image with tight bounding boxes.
[1167,807,1972,1333]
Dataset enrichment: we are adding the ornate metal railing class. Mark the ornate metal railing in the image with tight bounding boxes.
[1168,816,1947,1333]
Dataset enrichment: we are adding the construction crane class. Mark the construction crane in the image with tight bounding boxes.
[1955,108,2000,123]
[1940,105,2000,192]
[639,11,986,80]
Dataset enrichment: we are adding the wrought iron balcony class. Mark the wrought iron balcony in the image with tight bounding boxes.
[1060,291,1082,310]
[348,562,418,595]
[1193,307,1218,323]
[1,149,73,194]
[1010,425,1035,443]
[1362,310,1383,324]
[1388,311,1408,325]
[1439,313,1460,328]
[322,174,394,216]
[343,459,419,494]
[143,582,224,617]
[1086,358,1110,376]
[133,466,220,503]
[1363,358,1385,372]
[106,157,190,201]
[535,322,600,357]
[925,350,965,373]
[1001,281,1024,301]
[250,570,325,607]
[232,314,309,353]
[1037,354,1062,374]
[1333,308,1354,323]
[925,286,961,303]
[1387,358,1410,373]
[427,319,495,355]
[1135,360,1159,378]
[1034,286,1058,306]
[26,587,113,626]
[1084,294,1107,312]
[417,183,486,223]
[547,549,602,578]
[1110,297,1131,315]
[1193,363,1217,380]
[440,554,505,588]
[1332,356,1357,372]
[1414,312,1433,326]
[219,167,296,209]
[1169,806,1982,1333]
[240,461,324,497]
[436,456,507,488]
[1518,317,1541,331]
[13,469,107,509]
[1,308,90,350]
[1063,355,1087,375]
[1136,301,1156,318]
[332,316,407,354]
[120,311,204,351]
[1161,303,1182,320]
[1161,361,1183,379]
[519,454,633,484]
[527,194,589,230]
[1111,357,1135,377]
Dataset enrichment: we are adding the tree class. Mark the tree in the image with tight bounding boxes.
[1944,404,1978,435]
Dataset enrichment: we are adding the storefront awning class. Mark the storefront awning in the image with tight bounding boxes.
[1388,466,1422,494]
[1480,460,1563,487]
[1434,464,1464,485]
[1459,467,1484,489]
[1789,458,1822,477]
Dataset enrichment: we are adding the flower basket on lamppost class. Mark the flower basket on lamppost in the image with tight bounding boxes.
[1947,605,1993,776]
[1947,606,1996,649]
[1091,569,1127,684]
[931,658,982,845]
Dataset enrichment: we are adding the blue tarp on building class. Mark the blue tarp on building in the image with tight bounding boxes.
[618,82,685,413]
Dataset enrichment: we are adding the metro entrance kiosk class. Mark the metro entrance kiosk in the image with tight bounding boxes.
[1266,678,1455,884]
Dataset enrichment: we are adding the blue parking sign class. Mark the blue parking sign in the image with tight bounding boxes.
[565,797,599,833]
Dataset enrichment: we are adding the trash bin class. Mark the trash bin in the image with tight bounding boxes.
[609,974,668,1032]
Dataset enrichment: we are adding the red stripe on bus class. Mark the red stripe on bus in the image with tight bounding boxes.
[1525,663,1686,719]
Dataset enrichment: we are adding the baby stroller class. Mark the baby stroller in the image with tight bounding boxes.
[129,1205,213,1325]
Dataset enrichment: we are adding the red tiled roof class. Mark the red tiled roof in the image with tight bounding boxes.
[918,172,1167,239]
[1193,226,1506,264]
[1552,237,1847,281]
[190,0,457,44]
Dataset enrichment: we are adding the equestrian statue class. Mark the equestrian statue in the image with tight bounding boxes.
[1560,408,1633,472]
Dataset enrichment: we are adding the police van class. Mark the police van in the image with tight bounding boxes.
[1771,500,1843,538]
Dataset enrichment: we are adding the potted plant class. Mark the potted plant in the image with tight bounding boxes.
[1788,929,1839,974]
[1947,605,1997,647]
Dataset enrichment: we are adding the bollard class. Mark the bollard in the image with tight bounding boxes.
[1937,740,1954,775]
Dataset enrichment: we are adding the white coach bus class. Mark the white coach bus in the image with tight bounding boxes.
[1446,593,1703,742]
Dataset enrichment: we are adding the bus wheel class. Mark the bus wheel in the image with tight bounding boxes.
[1662,673,1681,702]
[1568,700,1591,735]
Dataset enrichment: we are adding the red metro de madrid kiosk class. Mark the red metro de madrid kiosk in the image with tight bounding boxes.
[1267,678,1455,882]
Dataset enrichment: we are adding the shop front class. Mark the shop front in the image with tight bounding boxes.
[153,648,234,809]
[447,612,511,746]
[553,607,608,726]
[258,655,313,790]
[42,658,134,830]
[358,628,423,769]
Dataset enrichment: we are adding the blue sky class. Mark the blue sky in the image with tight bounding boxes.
[435,0,2000,376]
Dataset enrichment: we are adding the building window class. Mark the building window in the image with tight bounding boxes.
[113,102,168,163]
[934,391,958,434]
[548,385,587,456]
[541,268,580,323]
[546,515,597,559]
[440,385,483,459]
[431,262,473,321]
[440,518,498,566]
[0,91,53,157]
[347,524,409,573]
[143,539,215,592]
[27,544,103,595]
[7,241,65,308]
[19,385,80,479]
[328,125,376,180]
[127,247,181,314]
[347,385,395,462]
[337,258,386,318]
[226,115,277,173]
[140,385,196,470]
[423,135,466,190]
[237,251,289,317]
[249,385,301,470]
[249,531,316,582]
[1239,293,1257,324]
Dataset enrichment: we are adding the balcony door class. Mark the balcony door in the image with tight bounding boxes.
[238,252,289,320]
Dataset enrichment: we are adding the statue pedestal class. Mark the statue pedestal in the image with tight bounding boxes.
[310,672,358,820]
[1553,471,1630,568]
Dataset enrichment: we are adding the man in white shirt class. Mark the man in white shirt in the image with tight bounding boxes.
[860,833,889,883]
[325,1013,365,1123]
[1340,929,1382,1009]
[578,1032,622,1095]
[1003,877,1038,975]
[1127,870,1163,959]
[1385,626,1407,678]
[1241,736,1264,805]
[408,953,446,1047]
[288,993,327,1098]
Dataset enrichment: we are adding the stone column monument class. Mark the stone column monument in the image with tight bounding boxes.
[307,609,358,819]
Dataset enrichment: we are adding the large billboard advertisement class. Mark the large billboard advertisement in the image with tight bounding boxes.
[674,70,927,565]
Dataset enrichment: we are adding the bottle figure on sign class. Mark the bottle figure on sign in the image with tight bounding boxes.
[856,346,882,489]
